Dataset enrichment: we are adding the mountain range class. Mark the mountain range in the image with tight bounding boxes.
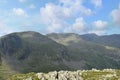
[0,31,120,76]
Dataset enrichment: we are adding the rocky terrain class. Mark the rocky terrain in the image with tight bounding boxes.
[10,69,120,80]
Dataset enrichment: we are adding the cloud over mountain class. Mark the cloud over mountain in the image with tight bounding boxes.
[40,0,93,33]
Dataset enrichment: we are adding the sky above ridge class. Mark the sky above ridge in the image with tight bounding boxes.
[0,0,120,36]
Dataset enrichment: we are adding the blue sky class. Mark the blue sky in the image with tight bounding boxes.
[0,0,120,36]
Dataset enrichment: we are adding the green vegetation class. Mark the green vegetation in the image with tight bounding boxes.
[9,73,39,80]
[81,70,117,80]
[0,64,16,80]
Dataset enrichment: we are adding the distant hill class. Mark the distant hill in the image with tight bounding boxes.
[0,31,120,77]
[47,33,120,69]
[80,34,120,48]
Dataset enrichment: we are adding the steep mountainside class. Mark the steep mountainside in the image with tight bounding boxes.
[80,34,120,48]
[0,31,71,73]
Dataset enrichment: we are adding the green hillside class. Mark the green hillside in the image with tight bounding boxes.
[0,31,70,73]
[47,33,120,69]
[0,31,120,80]
[80,34,120,48]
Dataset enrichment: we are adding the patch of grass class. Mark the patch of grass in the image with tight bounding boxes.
[9,73,39,80]
[0,63,16,80]
[81,69,120,80]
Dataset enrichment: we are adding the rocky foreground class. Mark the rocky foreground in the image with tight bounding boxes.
[10,69,120,80]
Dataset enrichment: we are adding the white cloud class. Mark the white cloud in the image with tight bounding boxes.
[40,3,62,33]
[19,0,26,3]
[59,0,93,16]
[40,0,93,33]
[63,17,86,33]
[13,8,28,17]
[72,17,86,32]
[111,5,120,26]
[91,0,102,7]
[89,20,108,35]
[92,20,108,30]
[29,4,36,9]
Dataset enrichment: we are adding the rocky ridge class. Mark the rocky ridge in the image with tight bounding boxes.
[10,69,120,80]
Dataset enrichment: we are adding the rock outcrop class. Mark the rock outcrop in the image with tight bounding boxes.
[36,71,83,80]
